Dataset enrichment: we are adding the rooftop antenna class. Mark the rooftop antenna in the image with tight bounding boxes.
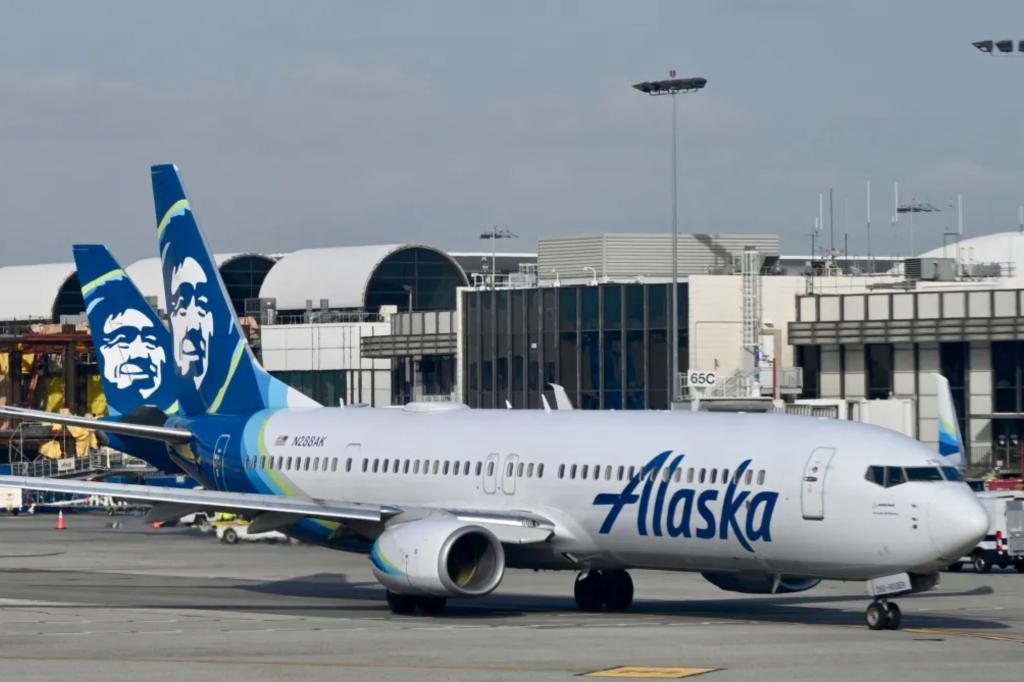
[829,187,835,254]
[866,180,873,274]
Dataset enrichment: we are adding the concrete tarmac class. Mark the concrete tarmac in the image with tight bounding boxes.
[0,513,1021,681]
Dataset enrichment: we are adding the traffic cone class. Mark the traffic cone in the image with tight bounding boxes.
[56,509,66,531]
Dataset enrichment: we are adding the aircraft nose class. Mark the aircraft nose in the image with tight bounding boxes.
[928,487,989,562]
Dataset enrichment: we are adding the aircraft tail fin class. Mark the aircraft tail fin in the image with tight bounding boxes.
[934,373,965,468]
[74,244,179,417]
[150,164,318,415]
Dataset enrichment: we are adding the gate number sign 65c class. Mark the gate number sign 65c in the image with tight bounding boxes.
[688,371,717,386]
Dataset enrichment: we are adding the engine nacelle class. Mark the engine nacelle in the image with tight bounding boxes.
[370,518,505,597]
[702,571,821,594]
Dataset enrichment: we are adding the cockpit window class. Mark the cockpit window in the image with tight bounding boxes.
[865,466,885,486]
[941,466,963,482]
[867,465,954,487]
[905,467,943,482]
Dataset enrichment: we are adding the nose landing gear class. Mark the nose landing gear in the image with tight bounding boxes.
[573,569,634,611]
[865,599,902,630]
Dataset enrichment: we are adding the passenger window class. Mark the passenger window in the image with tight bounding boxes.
[361,458,368,472]
[464,460,471,475]
[345,457,351,472]
[628,466,636,480]
[332,458,338,473]
[662,468,671,482]
[286,456,293,470]
[699,468,706,484]
[648,468,657,482]
[581,465,589,479]
[558,464,565,479]
[617,465,625,481]
[475,461,482,476]
[432,461,440,475]
[487,461,495,476]
[604,465,612,480]
[674,468,681,483]
[413,460,420,474]
[517,462,525,477]
[444,461,451,475]
[312,457,318,472]
[372,459,380,473]
[865,466,885,487]
[527,463,535,478]
[537,463,544,478]
[744,469,752,485]
[756,470,766,485]
[687,468,695,483]
[886,466,905,487]
[403,460,410,474]
[723,469,730,484]
[570,464,578,479]
[710,469,718,484]
[382,459,389,474]
[593,466,600,481]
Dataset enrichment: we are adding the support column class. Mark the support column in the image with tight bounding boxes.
[968,341,993,467]
[916,343,940,449]
[819,344,842,398]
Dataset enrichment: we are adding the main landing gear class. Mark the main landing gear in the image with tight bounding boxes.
[574,569,634,612]
[386,590,447,615]
[865,599,902,631]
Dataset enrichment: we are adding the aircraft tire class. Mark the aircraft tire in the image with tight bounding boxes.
[574,571,605,611]
[386,590,418,615]
[417,596,447,615]
[883,603,902,630]
[973,554,991,574]
[865,602,888,630]
[603,570,634,611]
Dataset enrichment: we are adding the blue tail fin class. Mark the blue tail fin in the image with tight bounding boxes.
[150,164,318,415]
[934,373,965,469]
[74,244,178,417]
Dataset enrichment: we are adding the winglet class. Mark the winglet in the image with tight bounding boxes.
[934,373,965,468]
[549,383,575,410]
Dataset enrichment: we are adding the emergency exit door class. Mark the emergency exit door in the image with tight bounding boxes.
[801,447,836,520]
[213,434,230,491]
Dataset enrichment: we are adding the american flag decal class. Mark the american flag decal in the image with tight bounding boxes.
[274,435,289,447]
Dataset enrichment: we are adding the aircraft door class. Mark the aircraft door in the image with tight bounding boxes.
[482,453,499,494]
[213,434,230,490]
[501,454,519,495]
[801,447,836,520]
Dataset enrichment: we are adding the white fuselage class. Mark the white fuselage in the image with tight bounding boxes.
[217,407,985,581]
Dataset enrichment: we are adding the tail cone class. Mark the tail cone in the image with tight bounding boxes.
[56,509,66,530]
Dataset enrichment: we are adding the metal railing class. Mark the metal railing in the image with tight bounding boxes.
[270,310,385,325]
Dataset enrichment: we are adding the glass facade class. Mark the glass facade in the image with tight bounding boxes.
[462,283,688,410]
[865,343,893,400]
[271,370,347,406]
[53,273,85,321]
[992,340,1024,413]
[939,342,968,448]
[365,247,468,313]
[220,255,276,317]
[795,345,820,399]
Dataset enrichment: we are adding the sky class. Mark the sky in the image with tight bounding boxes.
[0,1,1021,266]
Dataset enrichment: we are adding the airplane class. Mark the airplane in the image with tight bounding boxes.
[0,164,989,631]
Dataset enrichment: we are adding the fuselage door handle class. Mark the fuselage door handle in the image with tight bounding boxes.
[803,476,818,482]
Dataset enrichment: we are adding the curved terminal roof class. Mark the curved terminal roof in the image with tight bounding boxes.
[0,262,78,322]
[259,244,467,311]
[918,232,1024,272]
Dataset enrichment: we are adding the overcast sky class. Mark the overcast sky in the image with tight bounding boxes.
[0,1,1021,266]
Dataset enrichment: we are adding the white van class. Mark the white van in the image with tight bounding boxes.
[949,491,1024,573]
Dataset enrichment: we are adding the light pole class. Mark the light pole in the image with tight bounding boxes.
[479,226,518,289]
[632,71,707,404]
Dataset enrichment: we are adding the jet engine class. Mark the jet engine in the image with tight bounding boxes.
[370,518,505,597]
[701,572,821,594]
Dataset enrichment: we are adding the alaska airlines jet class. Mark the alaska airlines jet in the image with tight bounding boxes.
[0,165,988,631]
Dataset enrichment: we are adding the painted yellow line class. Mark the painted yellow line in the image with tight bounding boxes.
[903,627,1024,645]
[586,667,718,679]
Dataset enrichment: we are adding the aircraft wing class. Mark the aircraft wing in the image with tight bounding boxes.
[0,406,192,444]
[0,476,390,523]
[447,509,555,544]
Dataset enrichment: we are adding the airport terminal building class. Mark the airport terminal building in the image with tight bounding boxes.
[3,229,1024,474]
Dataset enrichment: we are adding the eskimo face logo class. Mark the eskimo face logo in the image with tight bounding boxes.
[98,307,165,399]
[169,256,214,389]
[593,451,779,553]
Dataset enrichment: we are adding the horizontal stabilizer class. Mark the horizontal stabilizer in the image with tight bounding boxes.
[0,406,192,444]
